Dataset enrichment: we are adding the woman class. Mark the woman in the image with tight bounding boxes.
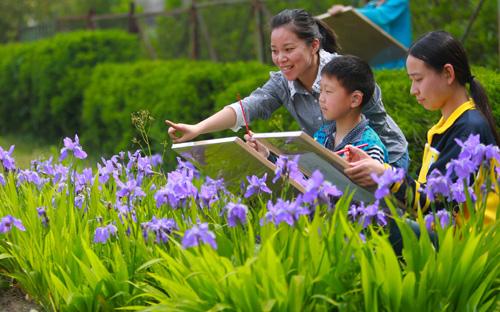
[345,31,498,221]
[166,9,409,169]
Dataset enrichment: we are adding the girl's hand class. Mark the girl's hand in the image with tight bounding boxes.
[344,145,385,187]
[165,120,202,143]
[244,132,269,158]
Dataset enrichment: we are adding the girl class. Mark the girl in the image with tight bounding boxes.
[344,31,499,220]
[166,9,409,169]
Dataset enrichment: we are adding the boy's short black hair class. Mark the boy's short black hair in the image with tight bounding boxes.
[321,55,375,107]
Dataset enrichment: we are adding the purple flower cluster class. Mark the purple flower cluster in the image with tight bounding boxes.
[225,202,248,227]
[424,210,452,231]
[348,201,387,228]
[264,197,309,226]
[182,222,217,249]
[142,217,178,244]
[0,215,25,233]
[423,135,499,203]
[93,223,118,244]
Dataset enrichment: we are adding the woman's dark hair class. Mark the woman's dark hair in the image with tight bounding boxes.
[321,55,374,107]
[271,9,340,53]
[409,30,499,145]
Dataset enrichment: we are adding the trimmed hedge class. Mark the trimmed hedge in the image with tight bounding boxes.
[81,60,272,157]
[82,60,500,173]
[0,30,140,139]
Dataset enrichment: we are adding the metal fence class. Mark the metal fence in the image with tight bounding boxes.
[18,0,279,63]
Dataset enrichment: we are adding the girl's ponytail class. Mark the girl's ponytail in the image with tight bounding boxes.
[409,31,499,145]
[469,77,500,145]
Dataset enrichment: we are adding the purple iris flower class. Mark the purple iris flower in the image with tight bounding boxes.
[0,215,25,233]
[141,217,178,243]
[52,164,69,185]
[244,173,272,198]
[60,134,87,161]
[272,155,305,185]
[0,145,16,171]
[75,168,93,193]
[199,179,220,208]
[0,173,5,186]
[176,157,199,180]
[302,170,342,208]
[151,154,163,167]
[449,181,476,203]
[371,167,405,200]
[93,224,118,244]
[348,202,365,221]
[17,169,47,188]
[98,158,121,185]
[226,202,248,227]
[115,201,137,223]
[154,187,169,208]
[424,169,451,201]
[182,223,217,250]
[36,207,49,227]
[359,201,386,227]
[0,146,15,170]
[158,170,198,209]
[116,178,146,200]
[424,214,434,231]
[137,155,154,178]
[446,157,476,182]
[436,209,450,228]
[74,193,85,209]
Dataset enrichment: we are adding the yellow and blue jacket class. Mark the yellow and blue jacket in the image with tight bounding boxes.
[390,100,498,223]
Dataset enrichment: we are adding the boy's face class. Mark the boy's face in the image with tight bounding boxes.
[319,75,359,121]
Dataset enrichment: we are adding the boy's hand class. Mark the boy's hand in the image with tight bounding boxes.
[343,145,384,187]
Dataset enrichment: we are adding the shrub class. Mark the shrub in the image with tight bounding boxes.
[0,30,140,139]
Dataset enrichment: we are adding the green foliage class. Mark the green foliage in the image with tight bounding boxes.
[0,151,498,310]
[0,30,140,139]
[411,0,499,68]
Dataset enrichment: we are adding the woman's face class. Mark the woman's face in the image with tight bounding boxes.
[406,55,452,112]
[270,26,319,82]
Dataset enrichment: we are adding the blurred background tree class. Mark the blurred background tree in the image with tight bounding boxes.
[1,0,497,67]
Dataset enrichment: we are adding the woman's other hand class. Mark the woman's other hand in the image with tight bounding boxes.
[244,131,270,158]
[165,120,202,143]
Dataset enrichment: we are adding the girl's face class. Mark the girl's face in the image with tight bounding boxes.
[270,26,319,82]
[319,75,357,121]
[406,55,453,112]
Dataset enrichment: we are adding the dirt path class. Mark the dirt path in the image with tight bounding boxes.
[0,286,40,312]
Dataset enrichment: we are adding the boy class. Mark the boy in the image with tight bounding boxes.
[314,55,388,163]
